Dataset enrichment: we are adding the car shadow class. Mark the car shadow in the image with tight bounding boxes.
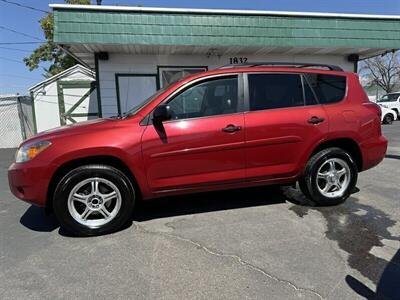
[19,185,288,235]
[132,185,286,222]
[385,154,400,160]
[19,205,59,232]
[345,249,400,299]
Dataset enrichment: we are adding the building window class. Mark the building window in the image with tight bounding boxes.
[116,74,158,115]
[158,66,207,88]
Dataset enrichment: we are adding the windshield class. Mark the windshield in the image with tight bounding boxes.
[124,85,170,117]
[378,93,400,102]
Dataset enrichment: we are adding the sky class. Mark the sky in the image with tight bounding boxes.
[1,0,400,95]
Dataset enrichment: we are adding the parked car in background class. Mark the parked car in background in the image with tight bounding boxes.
[377,92,400,117]
[379,105,397,124]
[8,63,387,236]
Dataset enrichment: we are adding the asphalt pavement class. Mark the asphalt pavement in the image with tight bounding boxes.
[1,123,399,299]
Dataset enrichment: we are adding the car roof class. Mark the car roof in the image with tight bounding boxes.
[179,65,351,84]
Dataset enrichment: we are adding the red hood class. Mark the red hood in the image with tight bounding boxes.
[23,118,116,145]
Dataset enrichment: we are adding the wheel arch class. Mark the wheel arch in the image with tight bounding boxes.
[309,138,363,171]
[46,155,141,212]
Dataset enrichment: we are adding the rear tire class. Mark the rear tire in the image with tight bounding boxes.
[53,165,135,236]
[299,147,358,206]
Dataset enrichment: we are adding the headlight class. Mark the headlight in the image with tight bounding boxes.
[16,141,51,163]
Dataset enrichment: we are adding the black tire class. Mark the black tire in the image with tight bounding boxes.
[299,147,358,206]
[383,114,394,125]
[53,165,135,236]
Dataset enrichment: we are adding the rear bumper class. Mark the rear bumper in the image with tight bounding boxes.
[8,161,56,207]
[360,135,388,171]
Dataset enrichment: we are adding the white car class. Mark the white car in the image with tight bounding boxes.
[379,105,397,124]
[377,92,400,117]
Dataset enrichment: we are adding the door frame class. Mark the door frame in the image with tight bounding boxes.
[57,80,97,125]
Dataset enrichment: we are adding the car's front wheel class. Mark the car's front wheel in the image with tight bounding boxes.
[299,147,358,206]
[53,165,135,236]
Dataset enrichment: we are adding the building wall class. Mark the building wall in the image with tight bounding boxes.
[98,53,353,117]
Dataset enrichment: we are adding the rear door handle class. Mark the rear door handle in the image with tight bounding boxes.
[222,124,242,133]
[308,116,325,124]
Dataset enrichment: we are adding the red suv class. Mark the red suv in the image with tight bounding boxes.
[8,63,387,236]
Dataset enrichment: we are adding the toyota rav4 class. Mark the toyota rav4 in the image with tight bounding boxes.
[8,63,387,236]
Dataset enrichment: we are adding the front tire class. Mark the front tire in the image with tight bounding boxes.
[53,165,135,236]
[299,148,358,206]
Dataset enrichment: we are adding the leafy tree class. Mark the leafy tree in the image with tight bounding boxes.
[360,51,400,94]
[24,0,91,77]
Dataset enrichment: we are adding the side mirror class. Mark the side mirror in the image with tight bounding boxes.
[153,104,171,123]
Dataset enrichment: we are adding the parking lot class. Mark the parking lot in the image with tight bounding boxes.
[0,123,399,300]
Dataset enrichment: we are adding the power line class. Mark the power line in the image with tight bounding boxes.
[0,25,44,42]
[0,42,43,45]
[0,56,24,64]
[0,46,32,53]
[0,74,38,80]
[0,0,48,13]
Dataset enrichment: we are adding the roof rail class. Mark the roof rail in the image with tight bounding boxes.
[218,62,343,71]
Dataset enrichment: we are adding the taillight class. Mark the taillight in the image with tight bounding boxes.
[363,102,382,118]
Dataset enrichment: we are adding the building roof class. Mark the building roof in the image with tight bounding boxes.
[29,64,95,92]
[50,4,400,20]
[51,4,400,68]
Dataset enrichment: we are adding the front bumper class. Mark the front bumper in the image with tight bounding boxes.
[8,160,56,207]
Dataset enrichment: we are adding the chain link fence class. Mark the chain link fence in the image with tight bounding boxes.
[0,95,34,149]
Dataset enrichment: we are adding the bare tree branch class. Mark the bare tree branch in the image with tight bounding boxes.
[360,52,400,93]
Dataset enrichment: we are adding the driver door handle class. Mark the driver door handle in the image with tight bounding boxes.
[222,124,242,133]
[308,116,325,125]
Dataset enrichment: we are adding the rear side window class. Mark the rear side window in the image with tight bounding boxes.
[304,74,347,104]
[248,74,304,111]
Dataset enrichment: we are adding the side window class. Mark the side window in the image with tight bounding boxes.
[167,76,238,120]
[248,74,304,111]
[305,74,346,104]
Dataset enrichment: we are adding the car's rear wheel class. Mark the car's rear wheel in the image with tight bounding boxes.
[299,147,358,206]
[383,114,394,125]
[53,165,135,236]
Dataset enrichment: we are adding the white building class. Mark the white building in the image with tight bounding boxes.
[29,64,98,133]
[49,4,400,118]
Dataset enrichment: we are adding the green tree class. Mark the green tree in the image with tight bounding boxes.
[24,0,91,77]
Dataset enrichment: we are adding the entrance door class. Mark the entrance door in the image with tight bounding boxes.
[57,80,98,125]
[141,75,246,193]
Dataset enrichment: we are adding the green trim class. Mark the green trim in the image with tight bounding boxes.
[58,80,98,124]
[70,112,98,117]
[115,73,159,115]
[29,91,38,135]
[57,81,66,126]
[94,53,103,117]
[54,9,400,49]
[157,65,208,88]
[114,73,122,116]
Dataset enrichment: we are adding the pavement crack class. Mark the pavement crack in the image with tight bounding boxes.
[134,223,324,299]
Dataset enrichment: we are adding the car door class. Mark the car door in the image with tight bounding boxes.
[243,72,329,181]
[141,74,246,193]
